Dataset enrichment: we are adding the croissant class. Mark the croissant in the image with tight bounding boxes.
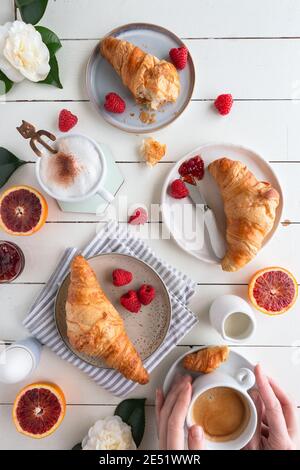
[66,255,149,385]
[100,36,180,110]
[208,158,280,272]
[183,346,229,374]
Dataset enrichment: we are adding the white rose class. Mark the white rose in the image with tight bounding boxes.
[0,21,50,83]
[82,416,137,450]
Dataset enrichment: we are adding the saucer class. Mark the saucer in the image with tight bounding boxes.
[57,143,124,214]
[163,346,255,395]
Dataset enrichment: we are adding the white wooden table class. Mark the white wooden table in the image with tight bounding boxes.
[1,0,300,450]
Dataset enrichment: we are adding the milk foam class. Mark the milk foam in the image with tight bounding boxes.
[39,135,102,198]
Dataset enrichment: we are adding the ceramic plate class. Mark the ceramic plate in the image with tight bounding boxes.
[163,346,255,395]
[161,143,283,264]
[86,23,195,133]
[55,253,172,367]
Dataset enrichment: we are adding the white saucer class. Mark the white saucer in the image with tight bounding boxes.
[161,143,283,264]
[163,346,256,395]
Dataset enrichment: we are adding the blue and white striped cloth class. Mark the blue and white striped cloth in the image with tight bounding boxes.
[23,221,198,397]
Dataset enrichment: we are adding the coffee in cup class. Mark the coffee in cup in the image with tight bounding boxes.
[192,386,250,442]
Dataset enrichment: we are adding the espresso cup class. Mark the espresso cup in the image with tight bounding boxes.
[36,133,114,203]
[209,295,256,343]
[186,368,257,450]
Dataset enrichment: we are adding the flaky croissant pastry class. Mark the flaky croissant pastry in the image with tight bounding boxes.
[183,346,229,374]
[100,36,180,110]
[66,255,149,384]
[208,158,280,272]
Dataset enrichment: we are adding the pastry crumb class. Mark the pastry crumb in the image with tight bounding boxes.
[140,137,167,166]
[139,111,156,124]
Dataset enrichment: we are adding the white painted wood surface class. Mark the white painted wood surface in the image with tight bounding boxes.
[1,0,300,450]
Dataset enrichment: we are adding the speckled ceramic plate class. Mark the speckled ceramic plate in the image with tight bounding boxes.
[86,23,195,133]
[55,253,172,367]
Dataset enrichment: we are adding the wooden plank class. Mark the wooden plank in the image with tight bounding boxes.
[0,403,158,450]
[1,221,299,284]
[0,0,13,24]
[0,402,299,450]
[4,39,300,101]
[0,160,298,222]
[1,100,300,162]
[2,283,300,347]
[0,346,300,406]
[0,345,189,405]
[37,0,300,39]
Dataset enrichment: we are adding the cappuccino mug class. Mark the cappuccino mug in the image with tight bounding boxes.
[36,133,114,203]
[186,368,257,450]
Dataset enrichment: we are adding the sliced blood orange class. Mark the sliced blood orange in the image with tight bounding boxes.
[0,185,48,236]
[13,383,66,438]
[249,267,298,315]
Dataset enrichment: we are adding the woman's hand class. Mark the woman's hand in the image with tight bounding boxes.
[244,364,300,450]
[155,374,206,450]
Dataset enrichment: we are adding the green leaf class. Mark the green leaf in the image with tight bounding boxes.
[0,148,27,188]
[114,398,146,447]
[16,0,49,25]
[72,443,82,451]
[39,54,63,89]
[0,71,14,95]
[35,26,62,56]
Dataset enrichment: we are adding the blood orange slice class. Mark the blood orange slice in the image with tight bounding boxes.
[249,267,298,315]
[13,383,66,438]
[0,185,48,236]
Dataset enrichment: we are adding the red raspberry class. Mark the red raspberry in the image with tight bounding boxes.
[128,207,148,225]
[169,179,189,199]
[112,269,133,287]
[58,109,78,132]
[178,156,204,183]
[138,284,156,305]
[104,92,126,113]
[214,94,233,115]
[120,290,141,313]
[169,46,188,70]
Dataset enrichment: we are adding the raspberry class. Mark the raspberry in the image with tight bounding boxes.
[104,92,126,113]
[58,109,78,132]
[120,290,141,313]
[214,94,233,115]
[138,284,156,305]
[169,47,188,70]
[169,179,189,199]
[178,156,204,183]
[128,207,148,225]
[112,269,133,287]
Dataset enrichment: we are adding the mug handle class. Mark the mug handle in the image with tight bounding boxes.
[96,187,115,203]
[235,368,256,390]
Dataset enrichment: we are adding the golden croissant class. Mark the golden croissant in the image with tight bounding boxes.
[183,346,229,374]
[100,36,180,110]
[66,255,149,384]
[208,158,280,272]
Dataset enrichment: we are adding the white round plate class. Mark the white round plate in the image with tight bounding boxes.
[55,253,172,367]
[161,143,283,264]
[163,346,255,395]
[86,23,195,133]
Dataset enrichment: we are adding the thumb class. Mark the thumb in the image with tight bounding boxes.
[188,425,206,450]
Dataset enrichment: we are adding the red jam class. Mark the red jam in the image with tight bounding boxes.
[0,241,25,283]
[178,155,205,184]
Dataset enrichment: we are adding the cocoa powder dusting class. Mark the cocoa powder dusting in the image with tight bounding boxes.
[49,152,81,187]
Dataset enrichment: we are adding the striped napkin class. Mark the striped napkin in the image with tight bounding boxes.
[23,221,198,397]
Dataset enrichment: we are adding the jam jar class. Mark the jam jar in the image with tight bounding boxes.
[0,241,25,283]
